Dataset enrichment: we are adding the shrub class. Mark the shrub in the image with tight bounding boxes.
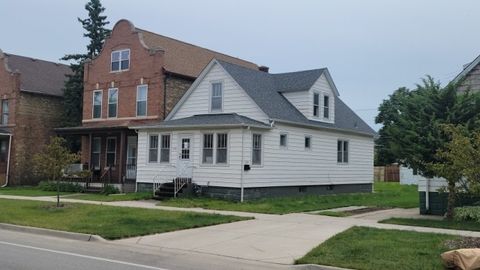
[102,184,120,195]
[38,181,85,193]
[453,206,480,222]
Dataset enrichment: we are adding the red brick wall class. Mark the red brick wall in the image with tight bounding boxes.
[83,20,166,124]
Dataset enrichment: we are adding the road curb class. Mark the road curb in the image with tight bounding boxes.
[0,223,106,242]
[293,264,353,270]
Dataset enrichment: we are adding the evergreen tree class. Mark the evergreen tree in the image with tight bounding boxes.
[62,0,110,127]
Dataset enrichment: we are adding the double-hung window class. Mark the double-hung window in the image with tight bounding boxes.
[323,95,330,119]
[202,134,214,164]
[1,100,8,125]
[92,90,102,119]
[91,137,101,170]
[216,133,228,164]
[106,137,116,166]
[252,134,262,165]
[160,134,170,162]
[211,82,223,111]
[111,49,130,72]
[337,140,349,163]
[148,135,158,163]
[108,88,118,118]
[305,136,311,149]
[279,134,287,147]
[313,93,320,117]
[136,85,148,117]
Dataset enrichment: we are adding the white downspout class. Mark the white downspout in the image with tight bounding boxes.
[425,178,430,211]
[1,134,12,187]
[240,127,245,203]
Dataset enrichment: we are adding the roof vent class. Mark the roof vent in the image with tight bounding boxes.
[259,66,269,73]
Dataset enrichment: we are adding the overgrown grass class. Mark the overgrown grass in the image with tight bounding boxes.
[0,199,249,239]
[65,192,153,202]
[380,217,480,232]
[161,183,418,214]
[317,211,351,217]
[296,227,456,270]
[0,186,72,197]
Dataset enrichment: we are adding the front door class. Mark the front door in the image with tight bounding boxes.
[126,136,137,179]
[176,135,193,178]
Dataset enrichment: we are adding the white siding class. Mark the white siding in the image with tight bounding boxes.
[282,74,335,123]
[136,128,245,188]
[242,123,373,187]
[418,178,447,192]
[171,63,269,122]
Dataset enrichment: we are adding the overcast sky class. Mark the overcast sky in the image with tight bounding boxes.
[1,0,479,130]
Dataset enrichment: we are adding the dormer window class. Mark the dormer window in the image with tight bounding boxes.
[211,82,223,111]
[111,49,130,72]
[323,95,330,119]
[313,93,320,117]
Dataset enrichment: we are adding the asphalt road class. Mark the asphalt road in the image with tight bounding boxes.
[0,229,301,270]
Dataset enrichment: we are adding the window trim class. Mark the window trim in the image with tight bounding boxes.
[160,134,171,163]
[110,49,130,72]
[107,88,119,118]
[201,131,229,166]
[323,94,330,119]
[304,135,312,150]
[92,90,103,119]
[148,134,159,163]
[337,139,349,164]
[91,137,101,170]
[209,81,224,113]
[313,92,320,117]
[105,137,117,167]
[251,133,263,166]
[136,84,148,117]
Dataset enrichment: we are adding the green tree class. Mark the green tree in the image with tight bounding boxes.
[33,137,80,207]
[62,0,110,128]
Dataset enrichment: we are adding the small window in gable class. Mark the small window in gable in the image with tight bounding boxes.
[313,93,320,117]
[323,95,330,119]
[111,49,130,72]
[211,82,223,111]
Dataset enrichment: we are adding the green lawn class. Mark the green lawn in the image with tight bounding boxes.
[0,199,249,240]
[0,187,72,197]
[161,182,418,214]
[380,217,480,232]
[65,192,153,202]
[296,227,457,270]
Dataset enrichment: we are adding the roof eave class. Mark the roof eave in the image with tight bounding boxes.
[270,118,376,138]
[129,123,271,130]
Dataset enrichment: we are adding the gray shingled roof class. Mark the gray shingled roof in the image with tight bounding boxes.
[4,53,71,97]
[135,113,271,129]
[216,60,376,136]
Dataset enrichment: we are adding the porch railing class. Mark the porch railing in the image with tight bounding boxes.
[174,177,192,198]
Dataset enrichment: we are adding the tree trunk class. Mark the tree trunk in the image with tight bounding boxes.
[55,174,60,208]
[446,180,456,220]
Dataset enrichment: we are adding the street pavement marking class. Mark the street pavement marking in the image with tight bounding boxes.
[0,240,169,270]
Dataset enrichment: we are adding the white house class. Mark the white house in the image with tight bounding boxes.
[131,59,376,201]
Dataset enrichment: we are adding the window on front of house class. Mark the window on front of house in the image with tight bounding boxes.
[111,49,130,72]
[280,134,287,147]
[136,85,148,117]
[106,137,116,166]
[149,135,158,163]
[216,133,228,164]
[92,137,101,170]
[324,95,330,119]
[211,82,223,111]
[337,140,349,163]
[160,134,170,163]
[93,90,102,119]
[108,88,118,118]
[252,133,262,165]
[305,136,311,149]
[313,93,319,117]
[1,100,8,125]
[203,134,213,164]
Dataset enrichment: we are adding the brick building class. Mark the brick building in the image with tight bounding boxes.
[0,49,71,186]
[56,19,260,191]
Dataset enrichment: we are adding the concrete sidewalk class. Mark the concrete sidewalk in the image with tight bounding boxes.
[2,194,480,264]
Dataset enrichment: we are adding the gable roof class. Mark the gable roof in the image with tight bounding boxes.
[2,52,71,97]
[453,53,480,84]
[217,60,375,136]
[136,27,260,78]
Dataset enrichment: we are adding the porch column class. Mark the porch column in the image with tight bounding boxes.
[119,130,125,184]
